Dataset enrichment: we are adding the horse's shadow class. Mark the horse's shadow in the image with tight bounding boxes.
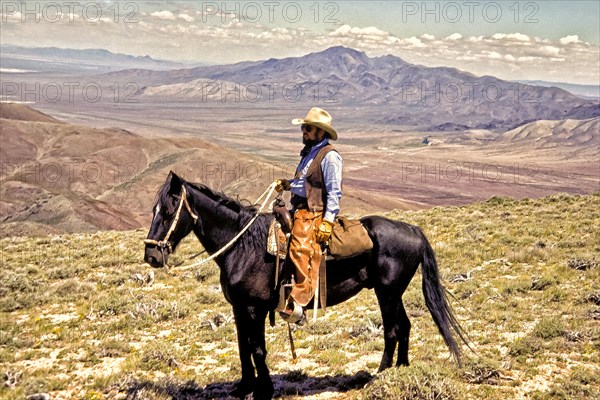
[124,370,374,399]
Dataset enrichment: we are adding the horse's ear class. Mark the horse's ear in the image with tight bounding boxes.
[167,171,182,194]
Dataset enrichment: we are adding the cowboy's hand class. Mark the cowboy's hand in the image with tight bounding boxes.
[316,220,334,243]
[275,179,291,192]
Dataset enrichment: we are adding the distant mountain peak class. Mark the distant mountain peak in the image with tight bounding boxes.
[321,45,365,55]
[307,46,408,68]
[309,46,367,60]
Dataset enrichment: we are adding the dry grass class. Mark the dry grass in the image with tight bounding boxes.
[1,193,599,399]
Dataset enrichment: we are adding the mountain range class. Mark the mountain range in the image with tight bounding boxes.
[516,80,599,100]
[2,45,598,130]
[0,45,194,74]
[98,46,599,130]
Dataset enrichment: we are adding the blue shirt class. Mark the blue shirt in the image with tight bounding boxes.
[289,139,343,222]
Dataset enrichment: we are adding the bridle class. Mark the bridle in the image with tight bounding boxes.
[144,180,278,272]
[144,185,198,261]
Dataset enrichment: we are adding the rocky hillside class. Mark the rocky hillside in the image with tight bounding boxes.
[0,103,415,237]
[0,102,64,124]
[502,117,599,148]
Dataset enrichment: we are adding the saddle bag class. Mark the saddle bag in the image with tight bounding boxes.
[328,216,373,259]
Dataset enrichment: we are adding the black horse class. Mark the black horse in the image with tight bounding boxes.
[144,171,468,399]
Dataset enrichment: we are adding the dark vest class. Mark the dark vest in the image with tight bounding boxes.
[302,144,338,212]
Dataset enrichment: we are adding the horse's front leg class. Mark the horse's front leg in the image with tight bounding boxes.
[231,304,274,399]
[249,306,273,400]
[230,306,257,399]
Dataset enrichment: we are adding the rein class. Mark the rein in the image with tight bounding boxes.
[144,181,278,272]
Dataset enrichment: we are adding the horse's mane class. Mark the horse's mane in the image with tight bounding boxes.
[154,178,257,214]
[154,180,173,211]
[186,181,259,217]
[185,181,272,253]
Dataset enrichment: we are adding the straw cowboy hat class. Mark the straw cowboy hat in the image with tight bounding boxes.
[292,107,338,140]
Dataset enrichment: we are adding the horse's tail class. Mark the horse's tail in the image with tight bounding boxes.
[417,228,469,367]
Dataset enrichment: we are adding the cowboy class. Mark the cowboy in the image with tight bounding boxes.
[275,107,343,323]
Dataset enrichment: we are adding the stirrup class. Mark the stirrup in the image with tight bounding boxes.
[279,302,304,324]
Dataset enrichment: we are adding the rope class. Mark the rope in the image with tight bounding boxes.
[169,181,278,272]
[169,249,207,268]
[287,322,298,362]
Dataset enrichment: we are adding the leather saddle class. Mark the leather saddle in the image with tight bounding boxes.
[272,197,292,234]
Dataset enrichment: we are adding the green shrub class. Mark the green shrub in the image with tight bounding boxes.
[533,317,565,340]
[195,291,220,305]
[96,338,132,358]
[486,196,514,206]
[530,275,557,291]
[138,341,182,372]
[193,267,218,282]
[95,292,132,317]
[509,336,542,357]
[363,362,460,400]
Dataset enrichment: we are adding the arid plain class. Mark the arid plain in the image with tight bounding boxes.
[37,98,600,207]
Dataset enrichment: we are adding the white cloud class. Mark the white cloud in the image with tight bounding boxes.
[330,25,389,38]
[325,24,407,49]
[151,11,176,20]
[445,33,462,41]
[559,35,581,45]
[456,55,477,62]
[467,36,484,43]
[517,56,543,62]
[421,34,435,41]
[539,46,561,57]
[482,51,503,60]
[178,13,194,22]
[403,36,425,48]
[492,33,531,42]
[222,19,245,29]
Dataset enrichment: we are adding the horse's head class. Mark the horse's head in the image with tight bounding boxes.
[144,171,198,268]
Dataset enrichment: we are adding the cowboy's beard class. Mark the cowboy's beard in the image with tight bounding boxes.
[302,135,317,146]
[302,133,322,146]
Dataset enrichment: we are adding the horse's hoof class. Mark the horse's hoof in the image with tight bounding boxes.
[253,376,274,400]
[253,387,274,400]
[230,381,254,399]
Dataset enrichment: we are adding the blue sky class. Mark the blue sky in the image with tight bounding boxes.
[334,1,599,43]
[1,1,599,84]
